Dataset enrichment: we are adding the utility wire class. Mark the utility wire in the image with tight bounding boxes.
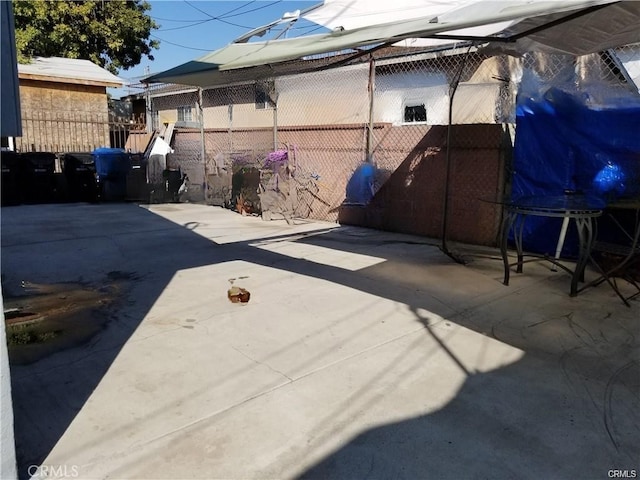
[302,23,327,35]
[180,0,293,28]
[183,0,251,28]
[157,19,213,32]
[215,0,258,18]
[153,1,324,50]
[220,0,283,20]
[150,34,215,52]
[153,1,276,32]
[151,1,281,23]
[151,16,211,23]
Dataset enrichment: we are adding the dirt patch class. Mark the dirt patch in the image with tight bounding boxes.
[3,272,136,365]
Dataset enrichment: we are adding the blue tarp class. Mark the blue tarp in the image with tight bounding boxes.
[345,163,376,205]
[511,81,640,256]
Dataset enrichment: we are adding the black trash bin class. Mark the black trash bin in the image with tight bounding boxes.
[62,152,99,202]
[21,152,57,204]
[126,154,148,202]
[163,169,183,203]
[1,151,23,206]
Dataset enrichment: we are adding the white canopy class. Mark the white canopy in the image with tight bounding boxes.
[303,0,640,53]
[303,0,516,49]
[146,0,640,87]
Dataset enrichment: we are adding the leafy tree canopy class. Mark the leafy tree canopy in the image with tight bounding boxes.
[13,0,159,74]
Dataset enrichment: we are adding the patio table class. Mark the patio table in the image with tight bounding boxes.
[500,194,604,296]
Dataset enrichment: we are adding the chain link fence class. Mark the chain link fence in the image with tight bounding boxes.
[147,43,638,245]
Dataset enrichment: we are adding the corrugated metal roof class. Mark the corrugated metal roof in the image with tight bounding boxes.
[18,56,125,87]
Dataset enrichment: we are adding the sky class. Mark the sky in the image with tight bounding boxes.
[112,0,325,98]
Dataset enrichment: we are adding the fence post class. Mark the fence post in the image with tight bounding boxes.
[441,45,473,261]
[366,56,376,164]
[199,87,207,198]
[271,80,279,151]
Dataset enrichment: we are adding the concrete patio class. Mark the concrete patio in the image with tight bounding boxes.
[1,202,638,479]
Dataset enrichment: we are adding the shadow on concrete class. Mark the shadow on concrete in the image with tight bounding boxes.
[295,309,638,479]
[1,203,637,478]
[1,203,245,478]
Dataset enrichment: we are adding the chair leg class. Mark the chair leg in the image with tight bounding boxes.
[606,275,631,307]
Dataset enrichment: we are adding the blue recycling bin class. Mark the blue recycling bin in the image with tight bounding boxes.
[92,147,131,201]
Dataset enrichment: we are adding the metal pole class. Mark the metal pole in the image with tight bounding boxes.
[273,93,278,150]
[441,46,473,262]
[366,56,376,164]
[199,88,207,200]
[144,66,152,134]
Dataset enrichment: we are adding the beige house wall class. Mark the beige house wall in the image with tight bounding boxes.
[182,66,371,131]
[276,67,370,126]
[202,107,229,129]
[152,91,198,127]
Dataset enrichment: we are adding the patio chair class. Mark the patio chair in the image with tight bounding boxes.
[581,202,640,306]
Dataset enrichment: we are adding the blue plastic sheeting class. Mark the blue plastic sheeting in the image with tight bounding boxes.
[345,162,376,205]
[511,82,640,257]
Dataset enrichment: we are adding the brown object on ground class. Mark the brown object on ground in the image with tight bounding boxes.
[236,193,255,216]
[227,286,250,303]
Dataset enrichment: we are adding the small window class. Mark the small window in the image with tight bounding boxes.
[255,82,274,109]
[150,110,159,130]
[404,103,426,123]
[177,106,193,122]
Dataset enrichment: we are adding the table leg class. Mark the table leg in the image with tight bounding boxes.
[514,213,526,273]
[552,215,570,272]
[571,216,596,296]
[501,210,518,286]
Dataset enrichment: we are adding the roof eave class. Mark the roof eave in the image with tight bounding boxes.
[18,72,124,88]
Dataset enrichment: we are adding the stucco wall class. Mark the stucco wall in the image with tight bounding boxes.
[276,67,370,126]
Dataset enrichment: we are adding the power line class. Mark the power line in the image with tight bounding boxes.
[150,34,215,52]
[152,1,325,50]
[183,0,282,30]
[157,19,214,32]
[183,1,251,28]
[299,23,327,35]
[151,1,281,23]
[151,16,211,23]
[220,1,283,20]
[216,0,258,19]
[182,0,249,24]
[154,1,322,38]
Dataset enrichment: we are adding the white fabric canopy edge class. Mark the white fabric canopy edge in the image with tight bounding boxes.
[218,0,614,70]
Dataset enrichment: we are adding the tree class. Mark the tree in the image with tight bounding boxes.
[13,0,159,74]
